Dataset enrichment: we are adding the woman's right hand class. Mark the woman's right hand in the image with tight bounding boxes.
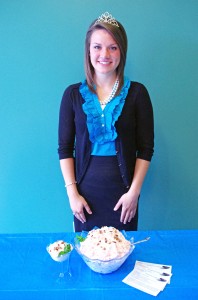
[67,189,92,223]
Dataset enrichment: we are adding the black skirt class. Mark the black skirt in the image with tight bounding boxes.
[74,156,138,232]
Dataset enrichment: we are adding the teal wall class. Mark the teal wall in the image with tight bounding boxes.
[0,0,197,233]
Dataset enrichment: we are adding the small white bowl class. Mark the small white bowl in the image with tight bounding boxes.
[46,242,73,262]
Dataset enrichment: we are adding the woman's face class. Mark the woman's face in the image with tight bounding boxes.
[89,29,121,77]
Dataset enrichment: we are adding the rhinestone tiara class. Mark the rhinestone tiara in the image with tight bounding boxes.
[95,12,119,27]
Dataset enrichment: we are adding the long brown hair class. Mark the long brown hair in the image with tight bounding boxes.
[84,19,128,95]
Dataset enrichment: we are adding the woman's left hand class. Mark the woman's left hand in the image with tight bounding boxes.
[113,191,139,224]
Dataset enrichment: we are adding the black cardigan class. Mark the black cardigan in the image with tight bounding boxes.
[58,81,154,187]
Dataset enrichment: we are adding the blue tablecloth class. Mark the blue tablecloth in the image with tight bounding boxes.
[0,229,198,299]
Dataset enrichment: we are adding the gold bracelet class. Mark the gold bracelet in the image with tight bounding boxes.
[65,181,77,188]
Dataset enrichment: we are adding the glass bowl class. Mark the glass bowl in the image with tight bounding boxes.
[74,229,135,274]
[46,240,73,280]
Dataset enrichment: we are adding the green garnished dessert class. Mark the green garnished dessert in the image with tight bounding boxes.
[47,240,73,262]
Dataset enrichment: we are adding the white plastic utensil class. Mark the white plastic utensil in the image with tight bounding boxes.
[133,237,150,245]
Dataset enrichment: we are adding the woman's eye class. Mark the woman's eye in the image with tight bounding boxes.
[110,46,117,51]
[94,45,101,50]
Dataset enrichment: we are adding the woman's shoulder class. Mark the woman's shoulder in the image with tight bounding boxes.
[63,82,82,93]
[59,82,83,107]
[61,82,82,101]
[128,80,150,97]
[130,81,148,91]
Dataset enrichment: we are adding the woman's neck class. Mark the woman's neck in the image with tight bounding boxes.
[94,74,118,102]
[94,73,117,89]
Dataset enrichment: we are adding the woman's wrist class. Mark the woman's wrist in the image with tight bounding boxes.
[65,181,77,188]
[66,183,79,197]
[128,184,141,198]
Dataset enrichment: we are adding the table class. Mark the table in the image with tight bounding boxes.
[0,229,198,299]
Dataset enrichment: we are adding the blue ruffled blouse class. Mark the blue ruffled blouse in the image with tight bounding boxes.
[79,77,131,155]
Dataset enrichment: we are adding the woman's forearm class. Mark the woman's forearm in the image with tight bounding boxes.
[128,158,150,196]
[60,158,76,185]
[59,158,92,222]
[59,158,79,196]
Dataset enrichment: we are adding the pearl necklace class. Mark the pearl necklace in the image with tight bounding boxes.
[99,79,119,106]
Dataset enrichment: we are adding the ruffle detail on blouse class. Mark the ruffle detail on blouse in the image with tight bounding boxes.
[80,78,131,144]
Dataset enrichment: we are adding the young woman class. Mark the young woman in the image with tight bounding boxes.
[58,12,154,232]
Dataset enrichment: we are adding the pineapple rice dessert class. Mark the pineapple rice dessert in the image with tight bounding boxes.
[79,226,131,261]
